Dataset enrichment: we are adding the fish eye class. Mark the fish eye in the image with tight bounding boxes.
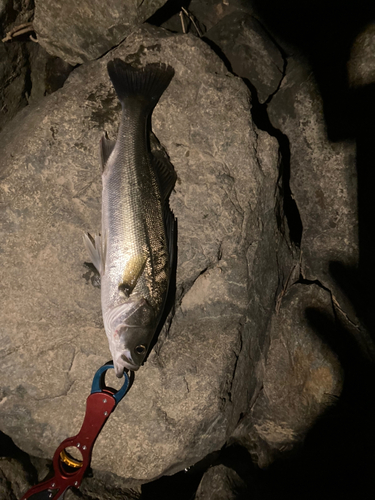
[135,344,147,355]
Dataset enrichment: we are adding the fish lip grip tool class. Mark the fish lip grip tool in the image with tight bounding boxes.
[20,362,130,500]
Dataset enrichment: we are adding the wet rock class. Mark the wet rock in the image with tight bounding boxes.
[0,24,282,482]
[33,0,168,65]
[195,464,247,500]
[205,10,284,103]
[232,283,342,467]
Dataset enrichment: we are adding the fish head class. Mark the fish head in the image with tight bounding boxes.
[106,298,156,376]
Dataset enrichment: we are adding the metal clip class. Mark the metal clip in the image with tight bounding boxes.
[20,362,129,500]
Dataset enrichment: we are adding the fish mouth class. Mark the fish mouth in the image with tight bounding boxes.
[113,351,140,376]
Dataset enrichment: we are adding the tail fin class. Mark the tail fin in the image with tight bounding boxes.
[107,59,174,110]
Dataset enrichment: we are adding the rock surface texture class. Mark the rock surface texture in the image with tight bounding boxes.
[205,10,284,103]
[347,22,375,89]
[0,433,141,500]
[195,464,247,500]
[0,0,74,134]
[33,0,167,65]
[0,24,282,482]
[268,56,359,302]
[267,54,373,357]
[0,457,33,500]
[1,1,370,497]
[233,284,342,467]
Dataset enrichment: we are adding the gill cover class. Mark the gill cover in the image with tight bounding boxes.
[105,298,156,374]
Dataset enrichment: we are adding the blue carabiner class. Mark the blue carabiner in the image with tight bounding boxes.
[91,361,130,405]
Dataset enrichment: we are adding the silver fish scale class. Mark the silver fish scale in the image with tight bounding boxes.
[101,105,169,321]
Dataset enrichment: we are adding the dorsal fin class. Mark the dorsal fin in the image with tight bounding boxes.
[100,133,116,172]
[150,152,177,203]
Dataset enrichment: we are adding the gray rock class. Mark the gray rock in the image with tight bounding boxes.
[347,23,375,88]
[195,464,247,500]
[0,0,33,133]
[0,0,73,133]
[76,471,141,500]
[0,40,74,135]
[0,0,6,17]
[268,56,360,324]
[33,0,168,65]
[0,452,141,500]
[205,10,284,103]
[232,283,343,467]
[0,457,33,500]
[0,24,281,482]
[27,43,74,104]
[0,41,29,133]
[160,0,254,36]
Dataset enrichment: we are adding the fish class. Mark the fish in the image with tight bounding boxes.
[84,59,176,376]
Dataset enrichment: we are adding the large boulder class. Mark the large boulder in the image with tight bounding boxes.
[233,283,342,467]
[0,25,281,482]
[205,10,285,103]
[33,0,168,65]
[268,56,360,324]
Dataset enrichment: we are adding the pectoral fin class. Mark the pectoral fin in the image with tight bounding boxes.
[83,232,106,275]
[118,254,147,296]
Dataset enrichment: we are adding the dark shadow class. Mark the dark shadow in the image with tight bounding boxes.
[141,449,221,500]
[0,430,41,485]
[230,5,375,496]
[249,0,375,281]
[144,3,375,498]
[145,3,375,498]
[249,303,375,499]
[249,0,375,137]
[147,0,192,28]
[141,444,262,500]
